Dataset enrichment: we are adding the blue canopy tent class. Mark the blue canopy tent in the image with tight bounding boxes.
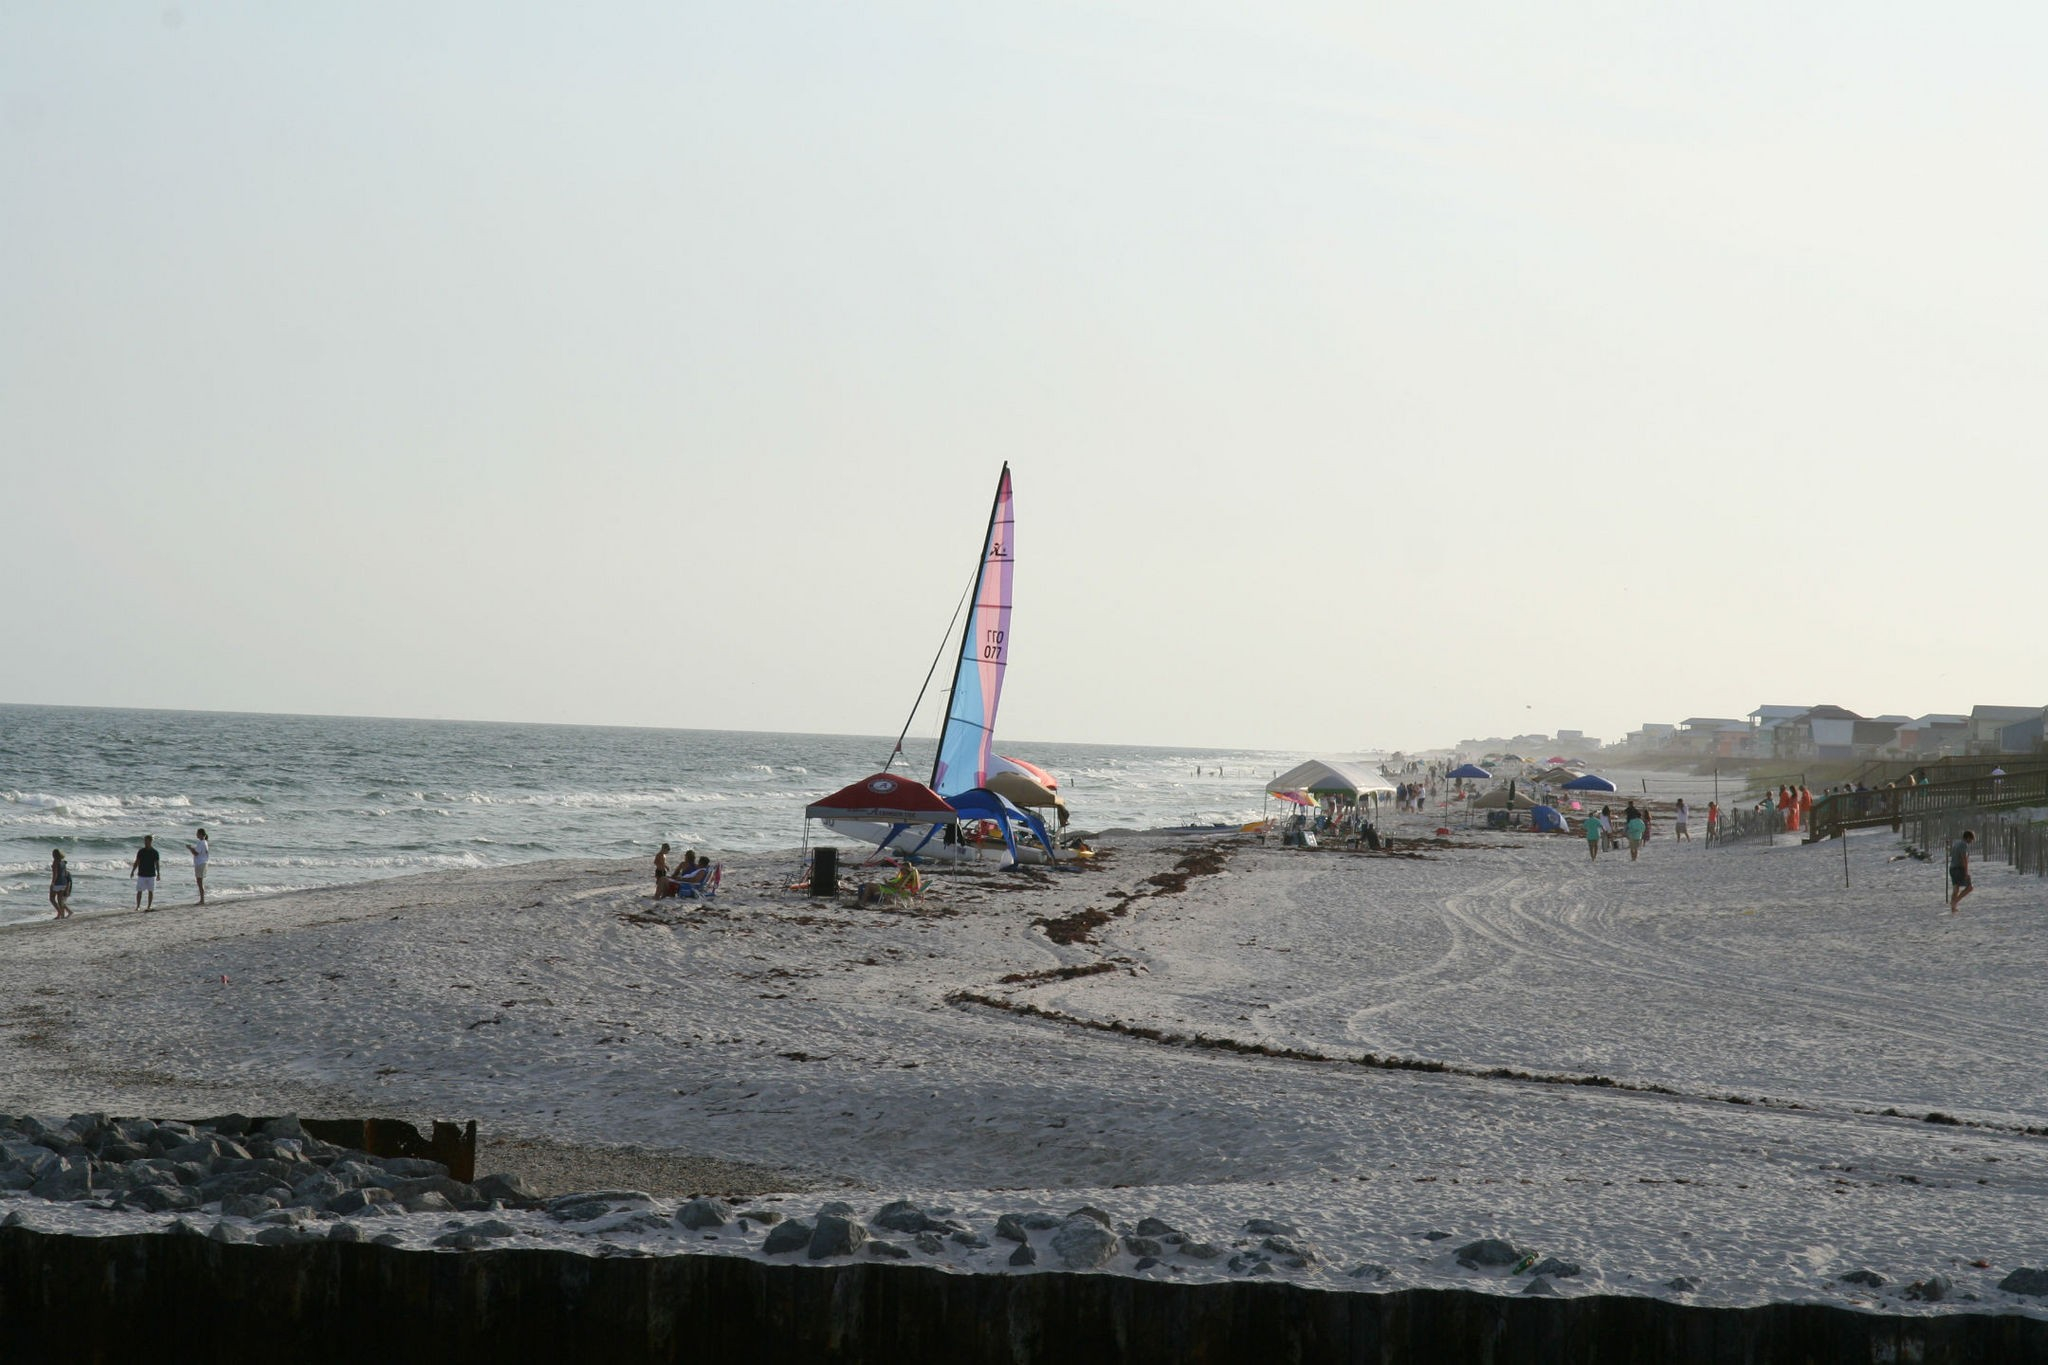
[1561,773,1618,792]
[1447,763,1492,780]
[946,787,1058,867]
[1530,803,1566,833]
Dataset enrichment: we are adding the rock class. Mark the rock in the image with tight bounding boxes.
[468,1220,518,1239]
[167,1218,208,1239]
[254,1225,314,1247]
[873,1199,946,1234]
[1262,1235,1314,1263]
[327,1189,394,1216]
[1067,1205,1113,1228]
[1839,1269,1886,1288]
[433,1231,493,1251]
[815,1200,856,1219]
[1244,1219,1298,1237]
[0,1210,26,1230]
[914,1232,946,1255]
[379,1175,483,1210]
[1051,1217,1118,1271]
[254,1207,317,1227]
[289,1173,349,1209]
[866,1241,911,1260]
[608,1211,669,1235]
[1999,1267,2048,1297]
[1348,1264,1393,1281]
[1455,1238,1524,1269]
[1521,1275,1559,1296]
[1247,1261,1275,1277]
[1423,1230,1452,1241]
[1179,1242,1221,1260]
[0,1169,35,1192]
[371,1232,405,1248]
[259,1117,306,1140]
[996,1214,1031,1243]
[117,1184,199,1213]
[201,1114,251,1137]
[949,1230,989,1249]
[1903,1275,1952,1302]
[762,1219,813,1255]
[2,1143,60,1181]
[675,1197,731,1231]
[1134,1256,1160,1272]
[328,1222,362,1243]
[548,1190,653,1217]
[377,1157,449,1179]
[162,1140,221,1167]
[1665,1276,1698,1293]
[1527,1257,1581,1279]
[30,1156,95,1201]
[808,1215,868,1259]
[1135,1218,1182,1241]
[404,1191,457,1215]
[736,1209,783,1226]
[207,1221,252,1245]
[96,1141,151,1165]
[1008,1242,1036,1267]
[472,1173,542,1208]
[1123,1236,1164,1258]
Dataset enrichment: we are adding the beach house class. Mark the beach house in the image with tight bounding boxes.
[1968,705,2043,755]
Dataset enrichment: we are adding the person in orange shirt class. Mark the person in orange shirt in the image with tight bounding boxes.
[1797,785,1813,833]
[1778,785,1795,832]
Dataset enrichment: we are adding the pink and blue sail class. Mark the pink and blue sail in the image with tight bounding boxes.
[930,465,1014,800]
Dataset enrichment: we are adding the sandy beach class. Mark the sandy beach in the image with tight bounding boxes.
[4,782,2045,1315]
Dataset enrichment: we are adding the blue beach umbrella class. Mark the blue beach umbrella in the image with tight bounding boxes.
[1447,763,1492,780]
[1561,773,1618,792]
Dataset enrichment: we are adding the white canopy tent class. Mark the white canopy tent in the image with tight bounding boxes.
[1266,759,1396,800]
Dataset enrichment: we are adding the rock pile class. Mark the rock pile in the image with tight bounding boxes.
[0,1112,540,1242]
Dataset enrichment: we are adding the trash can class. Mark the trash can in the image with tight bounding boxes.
[810,846,838,896]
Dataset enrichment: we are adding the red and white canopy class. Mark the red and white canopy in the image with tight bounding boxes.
[806,772,958,824]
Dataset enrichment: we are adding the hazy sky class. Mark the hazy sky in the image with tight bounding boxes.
[5,2,2044,751]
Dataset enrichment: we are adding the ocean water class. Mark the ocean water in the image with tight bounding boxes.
[0,705,1304,927]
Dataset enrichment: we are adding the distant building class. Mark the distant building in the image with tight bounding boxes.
[1893,714,1969,756]
[1993,707,2047,755]
[1969,705,2042,755]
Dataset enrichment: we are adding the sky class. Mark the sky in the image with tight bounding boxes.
[4,2,2044,751]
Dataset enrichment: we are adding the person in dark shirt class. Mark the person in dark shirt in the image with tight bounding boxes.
[1949,830,1975,914]
[129,835,162,912]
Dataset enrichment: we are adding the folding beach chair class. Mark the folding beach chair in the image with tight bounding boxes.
[677,863,721,904]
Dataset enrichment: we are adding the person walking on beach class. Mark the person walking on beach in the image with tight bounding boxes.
[185,828,210,905]
[1584,810,1604,861]
[1705,800,1719,845]
[49,849,73,919]
[129,834,161,911]
[1625,808,1647,861]
[1949,830,1975,913]
[1673,798,1691,842]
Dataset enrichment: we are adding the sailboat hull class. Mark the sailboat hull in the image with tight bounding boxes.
[819,820,1055,866]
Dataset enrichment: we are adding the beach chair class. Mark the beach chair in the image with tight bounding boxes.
[878,863,922,904]
[677,863,721,904]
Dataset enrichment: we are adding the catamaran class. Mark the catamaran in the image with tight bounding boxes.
[805,465,1061,865]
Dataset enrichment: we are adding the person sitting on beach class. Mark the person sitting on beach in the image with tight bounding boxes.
[49,849,72,919]
[676,851,710,893]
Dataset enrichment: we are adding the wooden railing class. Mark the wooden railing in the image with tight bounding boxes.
[1808,765,2048,842]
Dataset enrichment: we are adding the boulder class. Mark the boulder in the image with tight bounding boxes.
[376,1157,449,1179]
[1179,1242,1222,1260]
[472,1173,543,1208]
[736,1209,783,1227]
[327,1189,394,1216]
[675,1197,730,1231]
[402,1191,457,1215]
[254,1225,314,1247]
[468,1220,518,1239]
[914,1232,946,1255]
[995,1214,1031,1243]
[1123,1236,1164,1258]
[1527,1257,1581,1279]
[327,1222,362,1243]
[950,1230,989,1249]
[221,1195,278,1219]
[1455,1238,1524,1269]
[1244,1219,1298,1237]
[815,1200,856,1219]
[1348,1264,1393,1281]
[865,1241,911,1260]
[762,1219,814,1255]
[1008,1242,1036,1267]
[1050,1217,1118,1271]
[1839,1269,1886,1288]
[872,1199,945,1234]
[1067,1206,1113,1228]
[258,1117,306,1141]
[1903,1275,1952,1303]
[1134,1257,1160,1272]
[207,1221,252,1245]
[1665,1276,1698,1293]
[1999,1267,2048,1297]
[433,1231,493,1251]
[808,1215,868,1260]
[1262,1235,1314,1263]
[116,1185,198,1214]
[1135,1218,1182,1241]
[1521,1275,1559,1296]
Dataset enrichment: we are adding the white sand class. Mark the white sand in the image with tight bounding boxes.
[3,793,2044,1315]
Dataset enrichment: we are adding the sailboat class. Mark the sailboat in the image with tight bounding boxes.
[806,465,1059,865]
